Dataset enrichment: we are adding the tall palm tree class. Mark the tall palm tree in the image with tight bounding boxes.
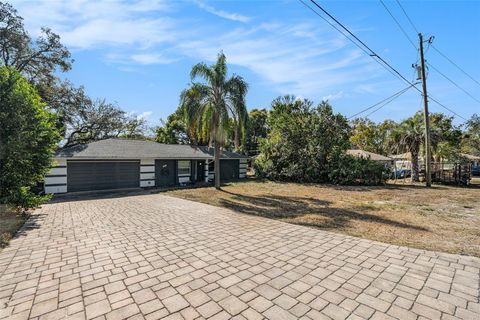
[181,52,248,189]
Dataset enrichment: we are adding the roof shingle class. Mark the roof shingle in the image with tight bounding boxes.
[55,139,248,159]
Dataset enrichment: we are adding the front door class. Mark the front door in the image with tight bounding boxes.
[196,160,205,182]
[155,160,176,187]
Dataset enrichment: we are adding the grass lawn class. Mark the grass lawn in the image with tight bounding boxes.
[166,179,480,257]
[0,205,28,249]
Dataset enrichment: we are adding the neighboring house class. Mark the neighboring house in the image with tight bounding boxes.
[346,149,393,167]
[460,153,480,167]
[44,139,248,194]
[390,152,415,170]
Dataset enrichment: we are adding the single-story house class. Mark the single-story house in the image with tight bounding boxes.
[44,139,248,194]
[346,149,393,166]
[460,153,480,167]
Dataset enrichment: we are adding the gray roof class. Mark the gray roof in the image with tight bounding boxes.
[198,146,249,159]
[55,139,248,160]
[346,149,393,161]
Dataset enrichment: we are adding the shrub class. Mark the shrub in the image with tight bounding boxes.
[0,67,61,211]
[254,96,388,185]
[327,154,388,185]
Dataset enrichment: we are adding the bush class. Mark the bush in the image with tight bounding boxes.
[253,96,388,186]
[254,96,351,182]
[0,67,61,211]
[327,154,388,185]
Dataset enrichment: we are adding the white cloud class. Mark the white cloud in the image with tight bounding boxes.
[12,0,174,50]
[323,91,345,101]
[193,0,251,23]
[11,0,387,98]
[177,23,382,96]
[137,111,153,120]
[130,53,175,65]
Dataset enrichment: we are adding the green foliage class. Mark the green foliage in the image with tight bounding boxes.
[245,108,268,156]
[155,107,192,144]
[350,118,397,155]
[388,112,424,181]
[181,52,248,188]
[1,3,147,147]
[0,2,72,84]
[462,114,480,156]
[255,96,361,183]
[0,67,61,210]
[327,154,388,185]
[430,113,462,161]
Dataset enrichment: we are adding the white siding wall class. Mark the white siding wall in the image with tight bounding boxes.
[177,160,191,185]
[239,159,248,179]
[44,159,67,194]
[140,159,155,188]
[204,162,209,183]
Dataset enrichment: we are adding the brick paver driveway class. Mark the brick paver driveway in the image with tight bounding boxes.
[0,194,479,320]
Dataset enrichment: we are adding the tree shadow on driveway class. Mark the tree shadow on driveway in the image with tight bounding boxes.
[219,190,428,232]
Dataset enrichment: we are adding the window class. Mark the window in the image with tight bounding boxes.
[178,160,191,175]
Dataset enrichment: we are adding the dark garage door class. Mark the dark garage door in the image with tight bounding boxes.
[67,161,140,192]
[220,160,239,181]
[155,160,176,187]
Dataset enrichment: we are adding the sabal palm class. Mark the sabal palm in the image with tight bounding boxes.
[181,52,248,189]
[390,117,424,181]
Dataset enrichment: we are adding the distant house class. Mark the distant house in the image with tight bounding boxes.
[460,153,480,167]
[44,139,248,194]
[346,149,393,166]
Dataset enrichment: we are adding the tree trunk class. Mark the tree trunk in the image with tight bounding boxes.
[214,142,221,189]
[234,122,240,151]
[411,151,420,182]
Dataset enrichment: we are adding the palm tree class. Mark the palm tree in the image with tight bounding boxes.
[390,117,424,181]
[181,52,248,189]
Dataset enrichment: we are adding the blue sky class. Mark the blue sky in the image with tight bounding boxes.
[11,0,480,125]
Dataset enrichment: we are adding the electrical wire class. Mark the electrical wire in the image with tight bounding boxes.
[299,0,469,121]
[379,0,417,50]
[428,95,468,121]
[395,0,419,33]
[427,62,480,104]
[431,44,480,87]
[297,0,403,81]
[348,83,418,119]
[306,0,413,85]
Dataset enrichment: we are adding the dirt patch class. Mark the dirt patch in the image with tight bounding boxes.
[0,205,27,249]
[167,179,480,257]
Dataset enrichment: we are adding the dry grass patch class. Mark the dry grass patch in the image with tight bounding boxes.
[0,205,27,249]
[166,179,480,257]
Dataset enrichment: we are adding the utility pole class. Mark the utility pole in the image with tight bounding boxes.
[418,33,432,187]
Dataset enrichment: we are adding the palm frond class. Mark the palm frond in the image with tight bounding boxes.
[190,62,214,84]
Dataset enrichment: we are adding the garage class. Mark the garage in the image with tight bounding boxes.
[46,139,248,194]
[67,161,140,192]
[220,159,239,181]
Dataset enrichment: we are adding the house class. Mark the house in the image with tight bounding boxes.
[460,153,480,167]
[44,139,248,194]
[346,149,393,166]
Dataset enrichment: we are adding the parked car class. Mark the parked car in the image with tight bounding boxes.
[392,169,411,178]
[472,165,480,176]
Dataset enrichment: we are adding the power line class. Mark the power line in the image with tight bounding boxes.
[300,0,468,121]
[395,0,419,33]
[431,44,480,87]
[348,83,417,119]
[391,0,476,115]
[428,95,468,121]
[364,88,410,118]
[427,62,480,104]
[306,0,413,85]
[379,0,417,50]
[297,0,403,81]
